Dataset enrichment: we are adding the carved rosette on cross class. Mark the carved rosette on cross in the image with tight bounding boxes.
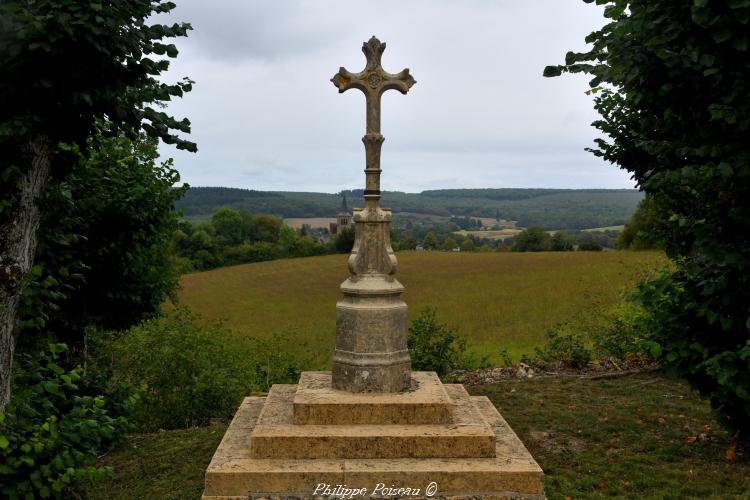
[330,37,416,392]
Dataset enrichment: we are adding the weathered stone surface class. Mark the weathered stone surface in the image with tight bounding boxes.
[329,37,416,393]
[250,378,494,459]
[293,371,453,425]
[202,387,544,499]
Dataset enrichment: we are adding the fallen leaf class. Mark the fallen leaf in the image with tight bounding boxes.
[726,437,738,462]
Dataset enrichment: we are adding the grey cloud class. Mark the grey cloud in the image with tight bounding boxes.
[169,0,346,61]
[159,0,634,193]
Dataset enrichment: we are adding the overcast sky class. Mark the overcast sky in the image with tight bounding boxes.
[158,1,636,193]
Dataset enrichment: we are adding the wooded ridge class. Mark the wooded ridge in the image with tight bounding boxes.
[176,187,643,230]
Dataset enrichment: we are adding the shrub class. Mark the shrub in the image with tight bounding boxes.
[590,302,656,361]
[534,324,592,369]
[246,242,281,263]
[578,241,603,251]
[408,308,487,376]
[0,344,128,499]
[497,349,514,368]
[105,309,301,431]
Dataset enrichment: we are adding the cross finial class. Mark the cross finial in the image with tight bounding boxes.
[331,36,416,134]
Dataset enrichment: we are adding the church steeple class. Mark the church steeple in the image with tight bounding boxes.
[341,193,349,214]
[339,193,350,215]
[335,193,352,233]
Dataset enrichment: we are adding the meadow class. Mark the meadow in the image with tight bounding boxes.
[176,250,667,367]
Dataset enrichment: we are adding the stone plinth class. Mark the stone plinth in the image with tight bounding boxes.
[294,371,452,425]
[202,372,544,499]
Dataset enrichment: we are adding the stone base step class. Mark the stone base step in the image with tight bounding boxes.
[250,379,494,459]
[293,371,453,425]
[203,394,544,499]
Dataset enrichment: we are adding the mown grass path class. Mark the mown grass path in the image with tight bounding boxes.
[84,373,749,499]
[176,251,666,366]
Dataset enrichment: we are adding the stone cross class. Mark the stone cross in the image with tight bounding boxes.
[331,36,416,206]
[330,37,416,393]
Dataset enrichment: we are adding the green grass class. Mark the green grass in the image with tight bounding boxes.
[175,251,666,366]
[473,374,750,499]
[83,424,227,500]
[83,373,750,499]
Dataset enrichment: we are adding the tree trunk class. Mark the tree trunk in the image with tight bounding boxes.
[0,135,51,410]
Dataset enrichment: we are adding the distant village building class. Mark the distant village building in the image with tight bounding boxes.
[329,194,352,235]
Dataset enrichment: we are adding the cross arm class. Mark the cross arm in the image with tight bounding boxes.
[379,68,415,95]
[331,66,415,96]
[330,36,416,96]
[331,67,367,94]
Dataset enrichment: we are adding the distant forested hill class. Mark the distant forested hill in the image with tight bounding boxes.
[176,187,643,230]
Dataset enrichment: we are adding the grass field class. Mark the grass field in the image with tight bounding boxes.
[83,373,749,499]
[176,251,666,367]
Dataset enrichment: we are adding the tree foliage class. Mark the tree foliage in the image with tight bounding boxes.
[19,128,186,342]
[0,0,195,408]
[174,208,329,272]
[616,195,665,250]
[512,226,551,252]
[442,237,457,251]
[422,232,438,250]
[459,239,475,252]
[0,344,128,498]
[0,0,195,155]
[547,0,750,437]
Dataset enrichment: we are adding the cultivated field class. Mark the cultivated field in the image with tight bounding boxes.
[176,251,666,367]
[454,228,523,240]
[283,217,335,229]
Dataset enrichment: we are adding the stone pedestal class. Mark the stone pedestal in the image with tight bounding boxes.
[201,372,544,499]
[332,206,411,393]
